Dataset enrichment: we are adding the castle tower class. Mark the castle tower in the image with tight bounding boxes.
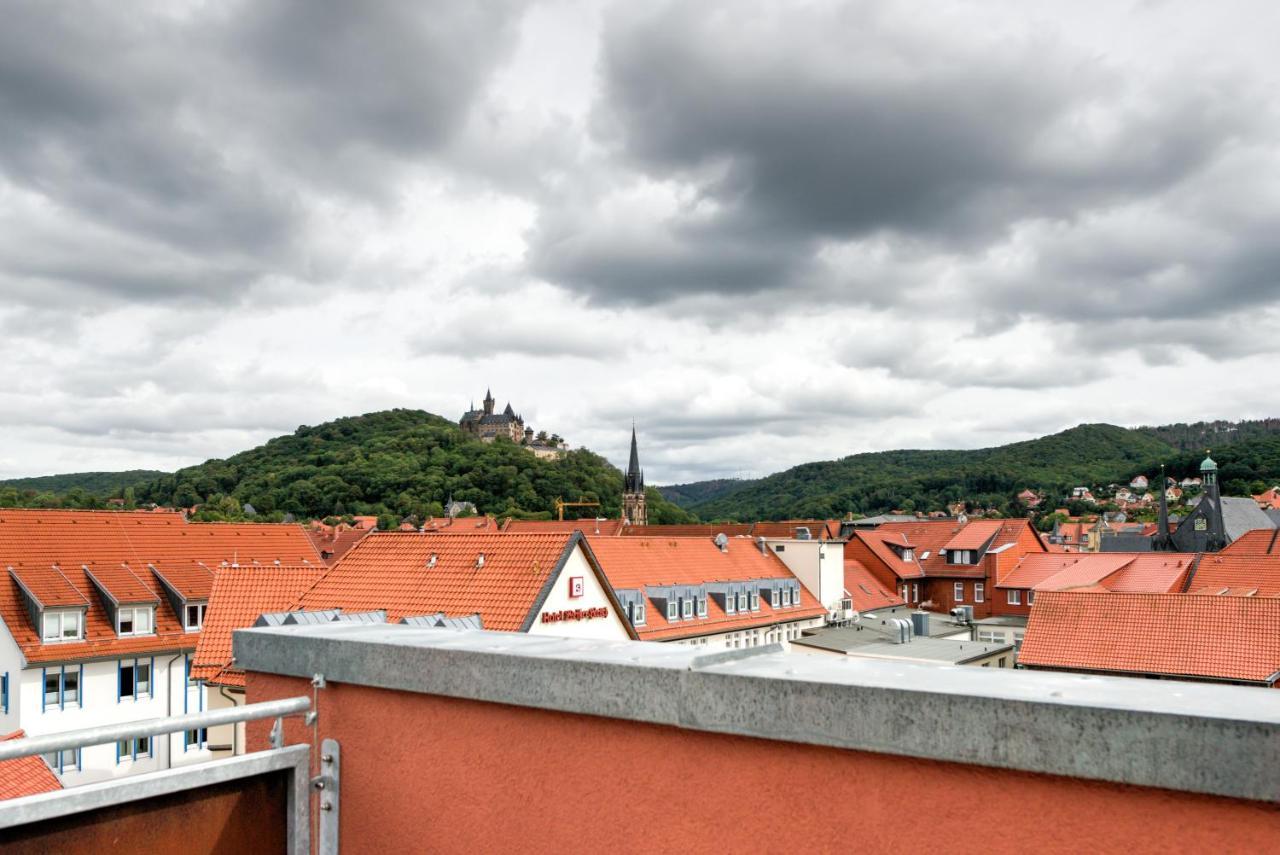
[483,388,495,416]
[622,426,647,526]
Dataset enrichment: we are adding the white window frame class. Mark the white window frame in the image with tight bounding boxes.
[737,592,748,611]
[117,605,155,637]
[41,609,83,643]
[975,583,985,603]
[632,600,646,626]
[912,583,920,602]
[1007,590,1021,605]
[666,601,678,621]
[725,594,736,615]
[1028,590,1036,605]
[681,597,693,619]
[954,582,964,602]
[696,597,707,618]
[184,602,207,631]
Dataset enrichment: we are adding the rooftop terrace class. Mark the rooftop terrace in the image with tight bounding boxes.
[2,623,1278,852]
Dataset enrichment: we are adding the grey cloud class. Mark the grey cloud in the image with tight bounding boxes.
[530,1,1265,317]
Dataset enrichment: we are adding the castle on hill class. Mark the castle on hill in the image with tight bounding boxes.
[460,389,564,459]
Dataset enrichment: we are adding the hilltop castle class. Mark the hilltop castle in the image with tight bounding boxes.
[459,389,525,442]
[460,389,565,458]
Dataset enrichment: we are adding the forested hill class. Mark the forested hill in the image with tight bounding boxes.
[671,424,1227,521]
[0,470,165,498]
[135,409,692,525]
[1136,418,1280,451]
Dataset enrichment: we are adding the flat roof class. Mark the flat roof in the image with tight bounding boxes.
[793,628,1012,663]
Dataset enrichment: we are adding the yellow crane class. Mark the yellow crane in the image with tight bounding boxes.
[555,497,600,521]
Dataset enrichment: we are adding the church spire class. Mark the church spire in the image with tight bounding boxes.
[1154,464,1171,549]
[625,424,643,493]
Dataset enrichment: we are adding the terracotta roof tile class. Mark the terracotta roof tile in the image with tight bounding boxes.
[503,518,625,536]
[191,565,326,687]
[0,509,323,664]
[620,524,755,538]
[1020,591,1280,683]
[1187,554,1280,597]
[1220,528,1280,556]
[0,731,62,801]
[997,553,1190,593]
[585,536,825,641]
[843,559,905,611]
[295,532,580,632]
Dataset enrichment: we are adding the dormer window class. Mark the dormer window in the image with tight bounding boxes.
[184,603,207,631]
[902,549,915,561]
[42,610,83,642]
[117,606,154,637]
[947,549,975,565]
[633,600,646,626]
[666,601,678,621]
[737,592,748,612]
[681,597,694,619]
[750,589,760,611]
[782,587,792,607]
[697,596,708,618]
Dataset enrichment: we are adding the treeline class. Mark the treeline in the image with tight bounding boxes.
[134,409,694,526]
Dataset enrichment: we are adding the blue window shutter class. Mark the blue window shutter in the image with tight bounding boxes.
[115,739,119,765]
[150,656,155,698]
[59,666,64,712]
[183,656,189,715]
[79,664,84,707]
[116,661,121,703]
[41,667,46,713]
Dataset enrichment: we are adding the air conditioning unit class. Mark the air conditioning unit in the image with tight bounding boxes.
[950,605,974,623]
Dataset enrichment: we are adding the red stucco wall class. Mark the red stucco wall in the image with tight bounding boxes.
[247,672,1280,854]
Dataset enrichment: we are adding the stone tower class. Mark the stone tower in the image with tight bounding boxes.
[622,426,647,526]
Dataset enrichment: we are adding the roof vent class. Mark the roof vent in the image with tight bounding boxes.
[714,532,729,552]
[757,536,768,555]
[427,553,438,569]
[475,553,485,569]
[794,526,811,540]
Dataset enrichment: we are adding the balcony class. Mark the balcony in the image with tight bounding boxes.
[3,624,1279,852]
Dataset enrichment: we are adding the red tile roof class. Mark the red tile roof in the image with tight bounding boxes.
[997,553,1190,594]
[1220,529,1280,556]
[749,520,840,540]
[585,536,826,641]
[876,519,1038,578]
[191,565,327,687]
[305,526,373,565]
[420,516,504,533]
[503,518,625,536]
[843,559,905,611]
[150,564,215,602]
[295,532,586,632]
[845,529,926,580]
[1020,591,1280,684]
[1187,554,1280,597]
[620,524,755,538]
[941,519,1003,551]
[0,509,323,665]
[0,731,62,801]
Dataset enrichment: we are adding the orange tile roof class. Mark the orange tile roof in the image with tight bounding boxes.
[749,520,840,539]
[997,553,1191,594]
[585,536,825,641]
[306,526,373,565]
[503,518,625,536]
[1221,529,1280,556]
[150,563,215,602]
[1019,591,1280,684]
[420,516,504,533]
[1187,554,1280,597]
[941,519,1003,551]
[191,565,327,687]
[295,532,584,632]
[843,559,905,611]
[620,524,755,538]
[0,509,323,664]
[0,731,62,801]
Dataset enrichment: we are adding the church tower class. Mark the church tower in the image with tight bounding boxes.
[622,426,647,526]
[483,388,495,416]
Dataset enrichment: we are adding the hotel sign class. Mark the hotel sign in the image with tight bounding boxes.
[541,607,608,624]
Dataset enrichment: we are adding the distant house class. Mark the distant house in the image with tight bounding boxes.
[1070,487,1095,503]
[1017,490,1041,508]
[1129,476,1149,490]
[1254,487,1280,510]
[1180,477,1202,489]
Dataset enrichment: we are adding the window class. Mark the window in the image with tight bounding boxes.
[184,602,207,631]
[45,748,79,774]
[1028,590,1036,605]
[116,736,151,763]
[948,550,973,565]
[119,659,153,701]
[781,587,791,607]
[1007,590,1021,605]
[998,657,1008,668]
[912,583,920,602]
[975,583,985,603]
[774,544,785,552]
[681,597,693,619]
[900,585,908,602]
[666,601,678,621]
[117,606,154,637]
[737,592,748,611]
[185,728,208,750]
[750,590,760,611]
[696,597,707,618]
[1,672,7,714]
[725,594,736,615]
[978,630,1003,643]
[954,582,964,602]
[42,665,82,712]
[633,600,646,626]
[771,589,780,608]
[41,610,82,642]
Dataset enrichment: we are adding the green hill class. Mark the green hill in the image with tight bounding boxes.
[136,409,693,525]
[656,478,744,507]
[684,424,1181,520]
[0,470,166,498]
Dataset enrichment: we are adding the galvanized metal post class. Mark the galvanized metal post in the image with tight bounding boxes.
[312,738,340,854]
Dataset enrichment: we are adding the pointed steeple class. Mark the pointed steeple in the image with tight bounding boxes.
[483,387,495,415]
[625,424,643,493]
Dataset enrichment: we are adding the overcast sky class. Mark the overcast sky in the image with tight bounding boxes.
[2,1,1278,485]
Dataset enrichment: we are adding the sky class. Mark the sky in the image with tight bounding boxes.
[1,0,1278,485]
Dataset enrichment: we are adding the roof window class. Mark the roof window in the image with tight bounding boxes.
[42,609,83,643]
